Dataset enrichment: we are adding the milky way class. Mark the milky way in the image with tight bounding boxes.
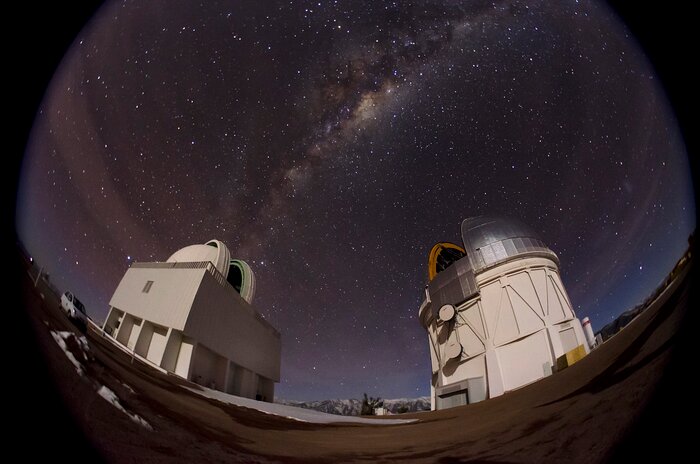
[17,0,695,400]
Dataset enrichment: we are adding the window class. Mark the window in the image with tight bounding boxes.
[73,298,86,314]
[142,280,154,293]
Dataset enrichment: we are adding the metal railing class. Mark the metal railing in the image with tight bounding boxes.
[131,261,212,270]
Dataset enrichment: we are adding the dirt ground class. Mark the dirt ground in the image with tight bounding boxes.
[12,249,696,462]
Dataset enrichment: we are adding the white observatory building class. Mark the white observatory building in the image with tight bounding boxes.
[419,217,590,410]
[103,240,280,402]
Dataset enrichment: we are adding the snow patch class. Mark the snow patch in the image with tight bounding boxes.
[50,331,151,430]
[76,335,90,353]
[97,385,152,430]
[185,386,417,425]
[50,331,85,376]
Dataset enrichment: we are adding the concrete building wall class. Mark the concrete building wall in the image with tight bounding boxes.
[425,256,588,408]
[174,337,196,379]
[546,325,565,360]
[115,312,134,345]
[484,349,505,398]
[191,342,227,390]
[104,253,280,401]
[478,258,584,395]
[229,364,244,396]
[559,326,579,353]
[160,329,183,372]
[146,324,169,365]
[104,307,122,336]
[572,318,590,355]
[496,329,552,391]
[109,267,207,331]
[441,354,486,387]
[225,361,238,395]
[259,377,275,402]
[126,316,143,351]
[186,271,281,382]
[133,320,152,357]
[238,368,259,399]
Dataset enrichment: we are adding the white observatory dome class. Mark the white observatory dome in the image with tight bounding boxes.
[167,240,231,278]
[166,240,256,304]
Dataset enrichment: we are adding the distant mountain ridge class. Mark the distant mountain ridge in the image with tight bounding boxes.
[596,242,692,342]
[277,397,431,416]
[596,305,645,341]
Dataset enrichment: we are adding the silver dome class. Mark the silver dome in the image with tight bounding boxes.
[424,216,559,317]
[461,216,557,272]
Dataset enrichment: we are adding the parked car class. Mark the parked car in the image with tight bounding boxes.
[61,291,88,330]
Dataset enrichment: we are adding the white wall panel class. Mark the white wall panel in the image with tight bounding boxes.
[497,330,552,392]
[174,338,195,379]
[116,313,134,345]
[127,317,143,351]
[146,324,168,365]
[508,286,544,336]
[425,256,587,408]
[559,327,578,353]
[546,275,567,322]
[480,281,502,339]
[443,355,485,386]
[494,287,519,346]
[457,323,485,358]
[529,268,548,315]
[109,267,206,330]
[133,320,151,356]
[186,272,281,382]
[510,271,545,318]
[462,303,486,341]
[551,275,574,320]
[161,329,182,371]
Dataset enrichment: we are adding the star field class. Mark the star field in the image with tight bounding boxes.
[17,0,695,401]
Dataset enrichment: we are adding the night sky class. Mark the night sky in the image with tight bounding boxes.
[17,0,695,401]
